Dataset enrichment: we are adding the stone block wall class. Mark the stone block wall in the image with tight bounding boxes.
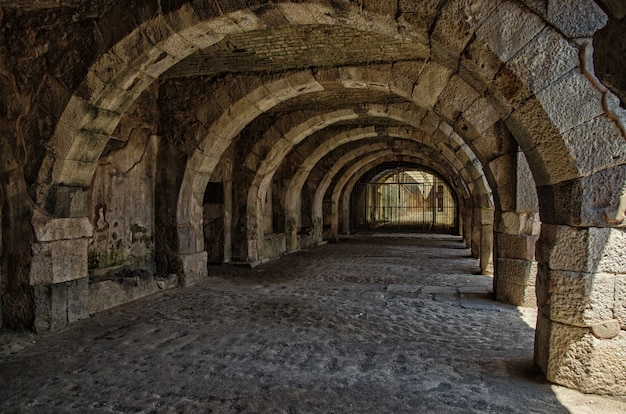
[29,215,93,332]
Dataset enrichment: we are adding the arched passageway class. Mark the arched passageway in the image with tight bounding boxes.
[0,0,625,397]
[349,164,458,234]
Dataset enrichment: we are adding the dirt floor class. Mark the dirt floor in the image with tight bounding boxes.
[1,234,625,413]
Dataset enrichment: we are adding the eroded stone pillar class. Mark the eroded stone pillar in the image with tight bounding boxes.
[29,214,92,333]
[462,204,472,249]
[176,251,208,286]
[480,208,494,275]
[495,212,540,307]
[535,225,626,394]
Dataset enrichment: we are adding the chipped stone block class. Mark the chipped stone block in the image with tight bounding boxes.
[412,61,453,109]
[536,225,626,274]
[499,212,540,235]
[547,322,626,395]
[67,277,89,324]
[497,233,537,261]
[495,258,537,307]
[32,215,93,242]
[546,270,615,327]
[536,70,604,134]
[30,239,89,286]
[179,251,208,286]
[477,0,545,62]
[506,26,579,94]
[516,150,539,212]
[562,115,626,179]
[617,275,626,328]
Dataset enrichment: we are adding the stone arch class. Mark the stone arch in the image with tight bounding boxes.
[335,154,464,236]
[327,149,481,240]
[242,106,488,262]
[310,146,485,241]
[281,129,473,251]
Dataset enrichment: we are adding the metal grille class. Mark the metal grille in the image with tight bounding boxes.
[350,170,457,233]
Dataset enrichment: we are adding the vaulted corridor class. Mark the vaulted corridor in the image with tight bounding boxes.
[1,0,625,400]
[1,235,624,412]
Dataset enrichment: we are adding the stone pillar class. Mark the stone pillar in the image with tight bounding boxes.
[535,225,626,395]
[480,208,494,275]
[462,204,473,249]
[471,207,481,259]
[176,251,208,286]
[285,213,299,252]
[494,212,540,307]
[29,214,93,333]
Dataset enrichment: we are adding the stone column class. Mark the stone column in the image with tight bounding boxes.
[462,204,473,249]
[175,192,208,286]
[494,212,540,307]
[535,225,626,395]
[29,214,93,333]
[479,208,494,275]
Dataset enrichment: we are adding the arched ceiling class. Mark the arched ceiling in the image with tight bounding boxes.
[163,24,428,78]
[0,0,617,230]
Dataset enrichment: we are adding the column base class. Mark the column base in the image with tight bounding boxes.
[536,313,626,395]
[178,251,208,286]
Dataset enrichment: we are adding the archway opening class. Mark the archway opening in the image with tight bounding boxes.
[350,163,458,235]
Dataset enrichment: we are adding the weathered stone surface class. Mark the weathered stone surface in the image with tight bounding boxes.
[431,0,499,62]
[411,61,454,109]
[589,227,626,274]
[543,270,615,327]
[591,319,621,339]
[477,1,545,62]
[578,166,626,228]
[178,251,208,286]
[30,239,89,286]
[617,275,626,327]
[497,233,538,261]
[499,212,541,235]
[31,215,93,243]
[506,26,579,94]
[536,70,604,134]
[67,277,89,324]
[562,115,626,179]
[495,258,537,307]
[516,151,539,212]
[545,0,608,39]
[537,166,626,227]
[537,225,626,274]
[546,322,626,395]
[32,277,89,333]
[434,75,480,124]
[2,0,626,399]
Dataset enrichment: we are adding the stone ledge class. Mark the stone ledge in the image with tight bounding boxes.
[32,215,93,242]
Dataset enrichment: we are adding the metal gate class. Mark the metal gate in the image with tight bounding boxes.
[350,171,457,233]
